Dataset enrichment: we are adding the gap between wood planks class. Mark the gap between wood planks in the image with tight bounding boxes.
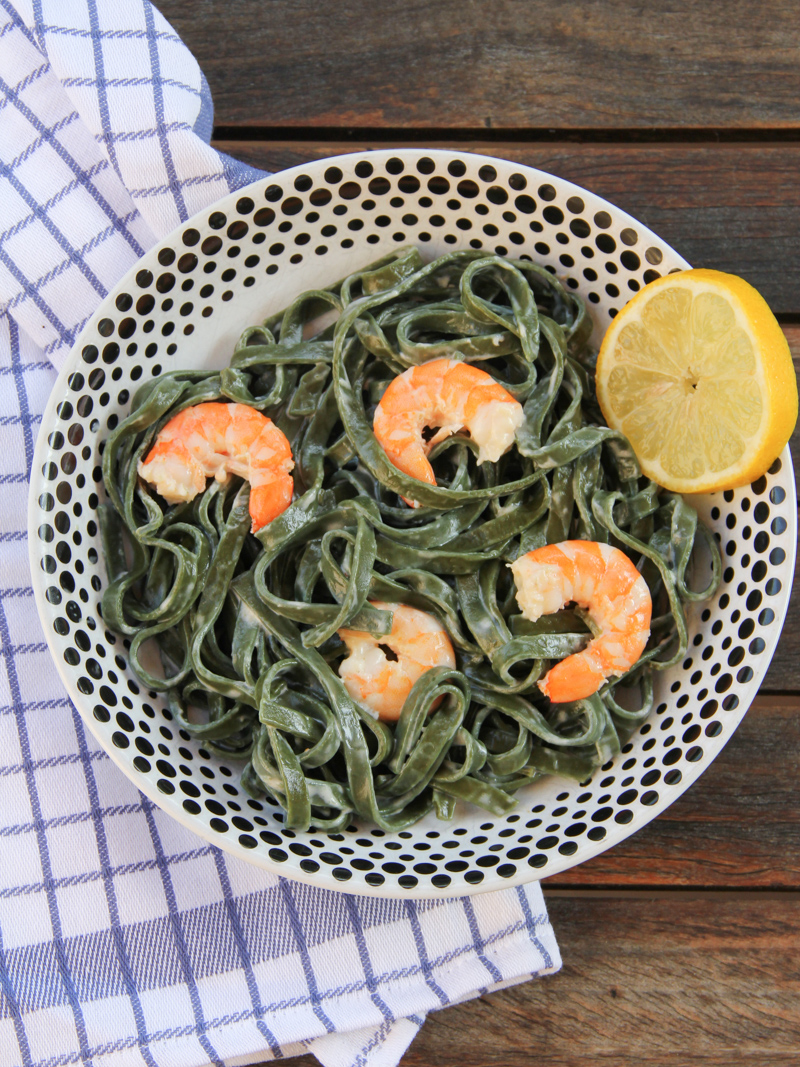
[213,126,800,143]
[546,888,800,898]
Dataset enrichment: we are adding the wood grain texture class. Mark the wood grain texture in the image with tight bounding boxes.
[403,894,800,1066]
[267,894,800,1066]
[212,140,800,314]
[160,0,800,131]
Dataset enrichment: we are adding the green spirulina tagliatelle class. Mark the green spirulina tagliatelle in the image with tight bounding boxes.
[100,247,721,832]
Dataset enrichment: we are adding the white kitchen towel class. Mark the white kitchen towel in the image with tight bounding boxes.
[0,2,562,1066]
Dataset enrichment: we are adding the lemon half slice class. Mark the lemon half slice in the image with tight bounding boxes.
[596,269,797,494]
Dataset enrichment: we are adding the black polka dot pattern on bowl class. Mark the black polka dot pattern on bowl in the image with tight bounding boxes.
[29,150,796,897]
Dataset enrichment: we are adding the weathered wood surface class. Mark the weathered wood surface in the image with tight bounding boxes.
[280,895,800,1067]
[162,1,800,132]
[407,894,800,1066]
[212,140,800,314]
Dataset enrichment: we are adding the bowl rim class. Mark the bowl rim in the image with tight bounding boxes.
[27,147,798,897]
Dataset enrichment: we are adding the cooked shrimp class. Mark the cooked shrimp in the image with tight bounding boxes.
[338,601,456,721]
[138,401,294,533]
[373,358,524,506]
[510,541,652,703]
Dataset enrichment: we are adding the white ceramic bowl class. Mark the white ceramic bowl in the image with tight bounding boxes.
[28,149,796,897]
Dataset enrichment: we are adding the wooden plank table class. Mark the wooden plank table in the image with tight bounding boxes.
[159,2,800,1061]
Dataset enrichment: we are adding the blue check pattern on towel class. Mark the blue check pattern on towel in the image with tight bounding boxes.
[0,2,561,1065]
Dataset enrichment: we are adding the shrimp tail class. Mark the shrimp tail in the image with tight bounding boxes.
[249,474,294,533]
[539,645,610,703]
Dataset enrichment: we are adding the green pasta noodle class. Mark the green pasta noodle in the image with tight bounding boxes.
[100,247,721,832]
